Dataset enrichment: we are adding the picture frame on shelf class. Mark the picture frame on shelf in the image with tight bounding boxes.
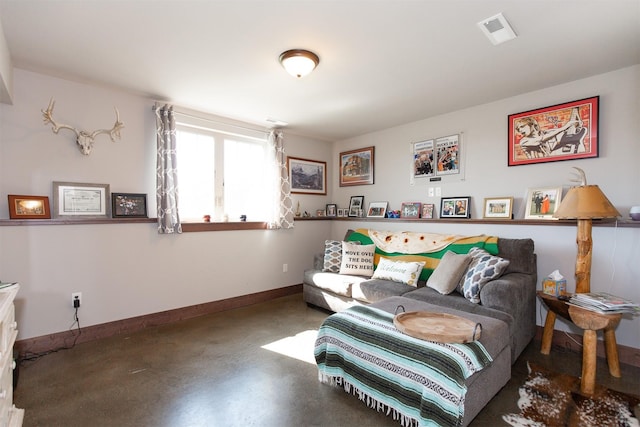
[112,193,148,218]
[440,196,471,219]
[367,201,388,218]
[421,203,435,219]
[483,197,514,219]
[326,204,337,217]
[7,195,51,219]
[348,196,364,217]
[508,96,599,166]
[53,181,110,219]
[287,156,327,195]
[400,202,422,218]
[525,187,562,220]
[337,208,347,217]
[339,146,374,187]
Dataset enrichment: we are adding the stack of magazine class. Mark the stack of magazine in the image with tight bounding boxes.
[569,292,640,314]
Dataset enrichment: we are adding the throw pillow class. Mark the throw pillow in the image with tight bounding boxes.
[426,251,472,294]
[371,257,425,286]
[457,247,510,303]
[339,242,376,277]
[322,240,360,273]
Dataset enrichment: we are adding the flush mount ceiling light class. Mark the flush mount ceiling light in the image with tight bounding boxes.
[477,12,517,45]
[279,49,320,78]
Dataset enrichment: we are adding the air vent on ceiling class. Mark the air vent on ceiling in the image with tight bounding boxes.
[477,13,517,45]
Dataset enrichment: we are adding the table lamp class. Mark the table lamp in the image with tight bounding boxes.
[553,167,620,294]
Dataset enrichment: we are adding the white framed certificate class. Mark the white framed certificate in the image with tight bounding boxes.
[53,182,110,219]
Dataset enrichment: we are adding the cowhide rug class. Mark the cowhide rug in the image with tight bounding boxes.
[503,362,640,427]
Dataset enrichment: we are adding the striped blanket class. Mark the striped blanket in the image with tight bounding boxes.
[315,305,492,427]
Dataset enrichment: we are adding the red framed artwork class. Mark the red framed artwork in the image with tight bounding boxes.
[508,96,599,166]
[7,195,51,219]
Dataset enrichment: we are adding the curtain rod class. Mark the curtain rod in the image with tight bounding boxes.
[152,104,271,135]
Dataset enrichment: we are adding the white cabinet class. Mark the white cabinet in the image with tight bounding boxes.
[0,285,23,427]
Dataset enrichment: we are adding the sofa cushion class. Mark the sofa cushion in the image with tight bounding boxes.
[323,240,360,273]
[457,247,510,303]
[372,257,425,286]
[426,251,471,294]
[304,271,368,297]
[339,242,375,277]
[352,279,414,303]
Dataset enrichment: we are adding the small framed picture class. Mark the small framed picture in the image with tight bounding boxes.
[287,156,327,195]
[421,203,435,219]
[53,181,110,219]
[525,187,562,220]
[339,146,374,187]
[483,197,514,219]
[400,202,422,218]
[316,209,325,217]
[111,193,148,218]
[337,208,347,217]
[348,196,364,217]
[7,195,51,219]
[367,201,388,218]
[440,196,471,219]
[326,204,337,217]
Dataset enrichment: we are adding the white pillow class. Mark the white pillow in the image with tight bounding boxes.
[372,257,425,286]
[426,251,472,294]
[339,242,376,277]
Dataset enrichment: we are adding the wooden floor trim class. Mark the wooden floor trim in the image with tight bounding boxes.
[535,326,640,368]
[16,284,302,357]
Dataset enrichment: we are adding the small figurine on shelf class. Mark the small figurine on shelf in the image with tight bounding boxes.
[203,214,211,222]
[387,210,400,218]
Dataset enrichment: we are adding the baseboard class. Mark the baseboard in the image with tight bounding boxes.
[16,284,303,357]
[535,325,640,368]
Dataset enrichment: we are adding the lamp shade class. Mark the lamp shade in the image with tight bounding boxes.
[553,185,620,219]
[279,49,319,78]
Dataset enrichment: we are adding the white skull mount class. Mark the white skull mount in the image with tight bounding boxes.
[42,98,124,155]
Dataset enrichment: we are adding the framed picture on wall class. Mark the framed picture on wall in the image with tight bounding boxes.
[326,204,337,217]
[287,157,327,195]
[525,187,562,220]
[53,181,110,219]
[400,202,422,218]
[339,146,374,186]
[508,96,599,166]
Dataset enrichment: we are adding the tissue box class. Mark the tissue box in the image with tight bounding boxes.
[542,278,567,296]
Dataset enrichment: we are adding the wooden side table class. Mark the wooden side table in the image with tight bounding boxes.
[537,291,622,395]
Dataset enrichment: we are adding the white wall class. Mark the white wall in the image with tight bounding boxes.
[0,69,332,340]
[330,65,640,349]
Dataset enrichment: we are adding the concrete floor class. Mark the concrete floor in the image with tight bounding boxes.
[14,293,640,427]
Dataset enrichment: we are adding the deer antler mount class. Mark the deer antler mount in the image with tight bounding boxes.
[42,98,124,155]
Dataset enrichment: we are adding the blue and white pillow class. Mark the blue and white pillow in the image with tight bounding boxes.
[457,247,509,303]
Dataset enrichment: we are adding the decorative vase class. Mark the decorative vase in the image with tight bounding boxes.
[630,206,640,221]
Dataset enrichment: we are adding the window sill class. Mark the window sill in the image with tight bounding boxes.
[181,221,268,232]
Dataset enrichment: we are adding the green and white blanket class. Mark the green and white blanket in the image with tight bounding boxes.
[315,305,492,427]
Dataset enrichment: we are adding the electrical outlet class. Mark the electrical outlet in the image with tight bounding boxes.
[282,263,288,273]
[72,292,82,308]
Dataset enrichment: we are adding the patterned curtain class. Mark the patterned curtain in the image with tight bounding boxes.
[266,130,295,229]
[155,104,182,234]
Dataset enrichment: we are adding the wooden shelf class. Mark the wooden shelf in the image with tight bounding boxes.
[293,217,640,228]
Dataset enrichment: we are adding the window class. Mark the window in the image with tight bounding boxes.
[175,118,270,222]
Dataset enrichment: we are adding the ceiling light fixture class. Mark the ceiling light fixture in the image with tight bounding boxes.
[477,13,517,45]
[279,49,320,78]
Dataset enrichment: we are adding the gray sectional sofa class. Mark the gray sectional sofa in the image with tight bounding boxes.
[305,231,538,426]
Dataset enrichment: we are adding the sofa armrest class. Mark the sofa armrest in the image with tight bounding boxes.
[313,253,324,270]
[480,272,537,362]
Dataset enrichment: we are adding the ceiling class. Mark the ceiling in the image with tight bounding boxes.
[1,1,639,142]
